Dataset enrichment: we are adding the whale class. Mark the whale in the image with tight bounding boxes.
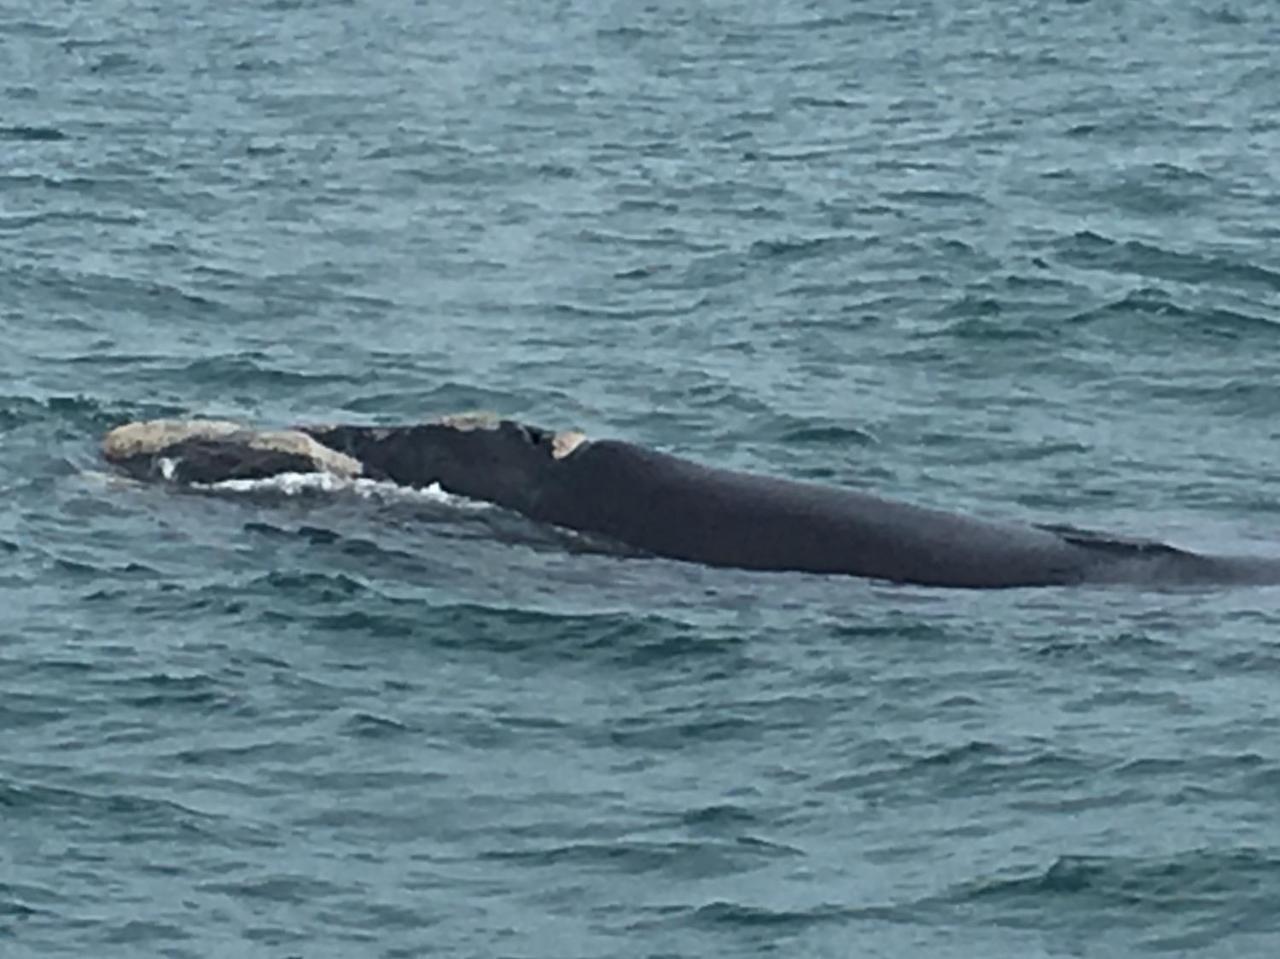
[100,414,1280,589]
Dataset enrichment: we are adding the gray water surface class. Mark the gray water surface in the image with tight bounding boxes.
[4,0,1280,956]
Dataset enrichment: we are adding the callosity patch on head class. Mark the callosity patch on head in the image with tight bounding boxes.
[551,430,587,459]
[435,411,502,431]
[101,419,364,480]
[243,430,363,477]
[431,411,587,458]
[102,419,246,461]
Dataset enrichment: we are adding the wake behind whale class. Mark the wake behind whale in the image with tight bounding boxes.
[100,414,1280,590]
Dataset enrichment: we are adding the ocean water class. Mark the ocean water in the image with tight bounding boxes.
[4,0,1280,955]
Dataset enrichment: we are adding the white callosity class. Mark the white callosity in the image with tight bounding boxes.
[101,419,364,479]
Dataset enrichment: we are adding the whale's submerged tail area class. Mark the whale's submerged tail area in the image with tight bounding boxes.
[98,416,1280,590]
[1039,524,1280,587]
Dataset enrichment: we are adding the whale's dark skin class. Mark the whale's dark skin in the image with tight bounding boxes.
[101,416,1280,589]
[297,420,1280,589]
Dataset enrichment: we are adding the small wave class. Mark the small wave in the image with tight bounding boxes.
[748,234,868,262]
[402,161,513,187]
[1,777,227,835]
[109,671,240,711]
[685,900,858,929]
[88,52,145,74]
[339,380,521,416]
[818,742,1101,805]
[934,294,1004,320]
[253,569,373,598]
[550,296,709,321]
[1,208,145,233]
[705,846,1280,950]
[197,873,345,904]
[791,95,859,109]
[484,836,795,879]
[751,145,853,162]
[0,876,62,925]
[1057,231,1280,293]
[2,393,168,435]
[170,739,316,768]
[0,897,38,921]
[913,739,1003,767]
[174,354,359,387]
[344,712,414,738]
[731,413,878,448]
[680,803,761,829]
[613,264,672,280]
[960,847,1280,919]
[594,25,659,41]
[1068,288,1277,341]
[98,918,193,946]
[608,712,758,751]
[15,263,230,318]
[884,188,991,207]
[51,556,158,580]
[575,226,722,253]
[0,125,67,141]
[1199,4,1247,24]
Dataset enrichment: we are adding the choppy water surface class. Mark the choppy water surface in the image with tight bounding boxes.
[4,0,1280,955]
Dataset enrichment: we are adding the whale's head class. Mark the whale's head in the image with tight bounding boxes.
[297,412,587,511]
[102,419,364,484]
[101,413,588,507]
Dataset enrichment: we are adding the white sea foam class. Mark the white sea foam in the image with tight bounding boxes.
[197,472,485,509]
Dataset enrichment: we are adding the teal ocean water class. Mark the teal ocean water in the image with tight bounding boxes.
[5,0,1280,955]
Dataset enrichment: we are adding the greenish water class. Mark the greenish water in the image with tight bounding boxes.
[4,1,1280,956]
